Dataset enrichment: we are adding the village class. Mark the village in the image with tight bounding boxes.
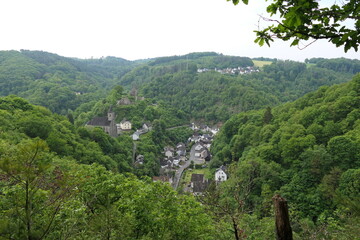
[86,106,228,195]
[197,66,260,75]
[156,123,227,195]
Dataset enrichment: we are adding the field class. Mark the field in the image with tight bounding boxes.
[253,60,272,68]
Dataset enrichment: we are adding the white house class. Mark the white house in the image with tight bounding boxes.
[215,166,227,182]
[120,119,132,130]
[132,131,140,141]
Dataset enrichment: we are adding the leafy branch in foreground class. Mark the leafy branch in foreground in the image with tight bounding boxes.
[228,0,360,52]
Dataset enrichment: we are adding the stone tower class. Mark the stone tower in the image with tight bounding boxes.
[107,106,117,137]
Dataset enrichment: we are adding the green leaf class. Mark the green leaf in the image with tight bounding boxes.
[290,39,300,46]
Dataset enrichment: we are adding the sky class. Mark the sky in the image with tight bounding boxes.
[1,0,359,62]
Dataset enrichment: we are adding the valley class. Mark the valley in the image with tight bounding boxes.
[0,50,359,239]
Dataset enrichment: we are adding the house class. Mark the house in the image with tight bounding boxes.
[200,124,211,132]
[173,156,180,167]
[200,149,210,160]
[134,155,144,166]
[176,148,186,157]
[86,107,117,137]
[160,158,172,169]
[176,142,186,157]
[190,123,199,131]
[117,97,132,105]
[142,123,151,132]
[119,119,132,130]
[190,174,209,195]
[194,143,204,152]
[164,147,175,158]
[177,142,186,149]
[215,166,227,182]
[131,131,140,141]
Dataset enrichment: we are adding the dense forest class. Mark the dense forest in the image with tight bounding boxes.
[0,50,136,114]
[1,50,360,239]
[1,50,357,124]
[209,74,360,238]
[123,55,356,122]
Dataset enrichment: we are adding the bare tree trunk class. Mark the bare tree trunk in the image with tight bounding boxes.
[272,194,293,240]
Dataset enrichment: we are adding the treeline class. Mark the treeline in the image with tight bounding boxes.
[208,74,360,238]
[139,59,354,123]
[119,52,254,88]
[0,50,136,114]
[305,57,360,74]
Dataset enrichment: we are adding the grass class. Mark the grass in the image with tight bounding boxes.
[306,63,316,68]
[182,168,211,183]
[253,60,272,68]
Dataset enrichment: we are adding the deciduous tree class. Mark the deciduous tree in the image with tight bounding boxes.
[228,0,360,52]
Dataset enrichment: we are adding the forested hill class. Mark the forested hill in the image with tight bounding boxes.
[121,54,358,122]
[0,95,216,239]
[208,74,360,238]
[0,50,136,114]
[1,50,358,124]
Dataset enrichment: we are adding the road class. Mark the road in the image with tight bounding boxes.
[172,159,191,190]
[165,124,189,131]
[172,143,205,189]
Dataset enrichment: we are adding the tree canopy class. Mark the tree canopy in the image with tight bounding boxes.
[228,0,360,52]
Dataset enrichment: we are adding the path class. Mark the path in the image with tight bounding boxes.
[172,159,191,190]
[132,142,137,163]
[165,125,189,131]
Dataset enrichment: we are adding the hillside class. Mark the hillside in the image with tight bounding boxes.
[121,54,357,122]
[0,50,359,239]
[208,74,360,238]
[0,50,136,114]
[0,97,216,239]
[0,50,357,124]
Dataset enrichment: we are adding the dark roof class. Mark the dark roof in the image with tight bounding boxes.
[177,150,186,156]
[217,165,227,172]
[193,181,209,193]
[160,159,168,166]
[177,145,186,151]
[191,173,204,182]
[87,116,110,127]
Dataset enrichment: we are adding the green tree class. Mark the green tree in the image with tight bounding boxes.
[0,139,74,240]
[263,106,273,124]
[228,0,360,52]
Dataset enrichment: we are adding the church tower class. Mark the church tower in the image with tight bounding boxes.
[107,106,117,137]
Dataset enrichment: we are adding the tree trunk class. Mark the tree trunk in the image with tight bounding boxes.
[231,217,240,240]
[25,180,32,240]
[272,194,293,240]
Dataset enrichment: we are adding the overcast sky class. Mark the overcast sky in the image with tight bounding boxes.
[1,0,359,61]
